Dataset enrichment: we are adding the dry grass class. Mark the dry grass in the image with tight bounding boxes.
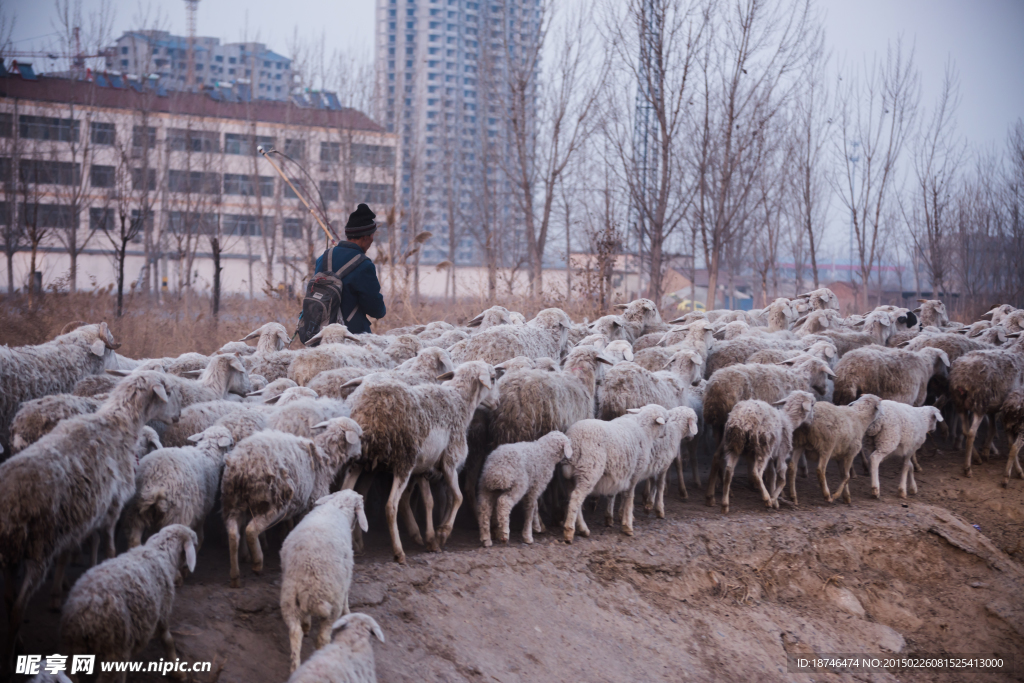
[0,288,616,357]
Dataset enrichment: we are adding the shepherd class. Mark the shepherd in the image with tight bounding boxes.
[297,203,386,342]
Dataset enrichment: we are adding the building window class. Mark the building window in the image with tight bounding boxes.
[222,214,266,236]
[215,55,224,62]
[354,183,394,205]
[121,46,129,54]
[89,207,114,231]
[19,115,80,142]
[224,133,274,155]
[0,113,11,138]
[90,121,115,145]
[352,144,396,168]
[168,170,221,194]
[132,125,157,149]
[22,203,76,228]
[167,211,219,235]
[320,181,340,203]
[284,138,306,159]
[283,217,303,239]
[131,168,157,191]
[229,56,237,64]
[223,173,273,196]
[19,160,80,186]
[90,165,115,188]
[320,141,341,163]
[167,128,220,153]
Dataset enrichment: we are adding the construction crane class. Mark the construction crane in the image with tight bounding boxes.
[185,0,199,91]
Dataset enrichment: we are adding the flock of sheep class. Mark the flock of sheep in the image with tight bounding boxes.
[2,289,1024,682]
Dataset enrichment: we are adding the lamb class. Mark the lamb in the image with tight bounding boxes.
[793,309,843,336]
[796,287,841,311]
[832,346,950,406]
[820,329,879,356]
[318,347,455,400]
[789,394,884,504]
[286,613,384,683]
[0,371,183,662]
[280,490,368,672]
[419,328,469,349]
[73,372,122,397]
[489,346,611,447]
[998,391,1024,487]
[949,338,1024,477]
[576,333,611,350]
[914,299,950,328]
[476,431,573,547]
[706,391,815,513]
[240,322,297,381]
[59,524,197,683]
[9,394,102,453]
[246,377,299,401]
[702,357,835,444]
[218,340,257,356]
[288,343,394,386]
[222,417,363,587]
[746,340,838,369]
[122,426,234,550]
[704,335,809,377]
[849,309,896,345]
[636,406,699,518]
[160,399,272,448]
[307,367,377,399]
[603,340,635,364]
[598,361,697,421]
[465,305,514,330]
[562,404,669,541]
[266,396,350,438]
[859,401,944,499]
[590,315,641,344]
[345,361,495,562]
[615,298,670,336]
[0,321,121,449]
[167,353,252,405]
[268,386,321,405]
[449,308,572,364]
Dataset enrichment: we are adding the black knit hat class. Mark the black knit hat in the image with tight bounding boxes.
[345,203,377,238]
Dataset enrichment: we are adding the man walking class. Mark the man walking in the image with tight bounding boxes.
[313,203,386,334]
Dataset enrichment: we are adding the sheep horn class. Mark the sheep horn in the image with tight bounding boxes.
[667,316,688,324]
[436,371,455,380]
[60,320,88,335]
[595,354,614,365]
[312,421,331,430]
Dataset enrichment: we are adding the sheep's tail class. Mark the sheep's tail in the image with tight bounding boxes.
[137,485,169,519]
[481,466,516,492]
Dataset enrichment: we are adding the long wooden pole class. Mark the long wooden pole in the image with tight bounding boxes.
[256,145,338,244]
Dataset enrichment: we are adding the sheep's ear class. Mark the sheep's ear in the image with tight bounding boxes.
[264,394,282,404]
[436,371,455,381]
[187,433,202,443]
[823,366,837,378]
[240,327,262,342]
[688,418,699,436]
[341,378,364,389]
[897,340,910,347]
[655,416,666,425]
[564,440,573,460]
[624,349,634,362]
[913,307,922,313]
[595,354,614,365]
[825,346,836,358]
[278,329,293,345]
[152,382,169,403]
[802,399,814,413]
[917,298,928,303]
[626,408,641,414]
[772,399,787,406]
[90,339,107,357]
[953,327,968,334]
[218,435,233,448]
[466,314,484,327]
[106,368,130,377]
[183,538,197,573]
[933,408,945,422]
[228,356,246,372]
[938,350,950,367]
[357,499,369,532]
[246,388,266,396]
[304,329,325,346]
[477,369,493,388]
[345,429,360,445]
[312,421,331,430]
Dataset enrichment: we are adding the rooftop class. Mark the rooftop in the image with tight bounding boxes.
[0,70,385,133]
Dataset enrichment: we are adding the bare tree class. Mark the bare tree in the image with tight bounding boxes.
[48,99,97,293]
[898,62,964,305]
[832,39,919,310]
[503,1,602,295]
[1,98,22,294]
[603,0,710,307]
[692,0,820,310]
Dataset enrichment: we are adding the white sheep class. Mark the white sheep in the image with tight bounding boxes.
[266,396,351,438]
[0,322,121,449]
[59,524,197,683]
[832,346,950,406]
[476,431,573,547]
[286,613,384,683]
[245,377,298,402]
[859,401,944,499]
[9,394,102,453]
[448,308,572,364]
[562,404,669,542]
[280,489,368,672]
[0,371,183,655]
[288,342,394,386]
[637,405,699,518]
[707,391,815,513]
[122,425,235,550]
[222,417,363,587]
[346,361,496,562]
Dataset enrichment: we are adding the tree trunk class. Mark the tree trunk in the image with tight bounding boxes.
[705,247,720,310]
[212,237,222,317]
[117,238,127,318]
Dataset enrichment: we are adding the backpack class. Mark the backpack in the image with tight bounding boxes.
[296,248,367,345]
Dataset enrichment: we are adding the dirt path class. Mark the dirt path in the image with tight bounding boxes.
[7,440,1024,683]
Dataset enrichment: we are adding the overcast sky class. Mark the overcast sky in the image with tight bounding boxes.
[7,0,1023,150]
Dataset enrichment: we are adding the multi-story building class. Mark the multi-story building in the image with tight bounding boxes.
[375,0,540,266]
[0,66,396,296]
[108,31,295,101]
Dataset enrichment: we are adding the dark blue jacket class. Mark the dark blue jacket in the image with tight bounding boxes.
[314,241,386,334]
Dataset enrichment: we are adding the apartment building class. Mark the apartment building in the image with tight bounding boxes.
[0,68,396,296]
[109,31,295,101]
[375,0,541,265]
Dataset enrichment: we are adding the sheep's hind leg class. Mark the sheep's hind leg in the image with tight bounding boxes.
[705,439,725,507]
[398,481,424,547]
[604,495,616,527]
[1003,435,1023,487]
[385,471,414,563]
[477,491,494,547]
[245,512,279,574]
[418,476,440,551]
[963,412,985,476]
[226,516,243,588]
[158,620,185,679]
[675,453,689,499]
[435,460,464,549]
[49,550,72,610]
[285,613,304,672]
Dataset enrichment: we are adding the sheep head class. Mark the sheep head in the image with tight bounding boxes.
[331,613,385,645]
[314,490,369,532]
